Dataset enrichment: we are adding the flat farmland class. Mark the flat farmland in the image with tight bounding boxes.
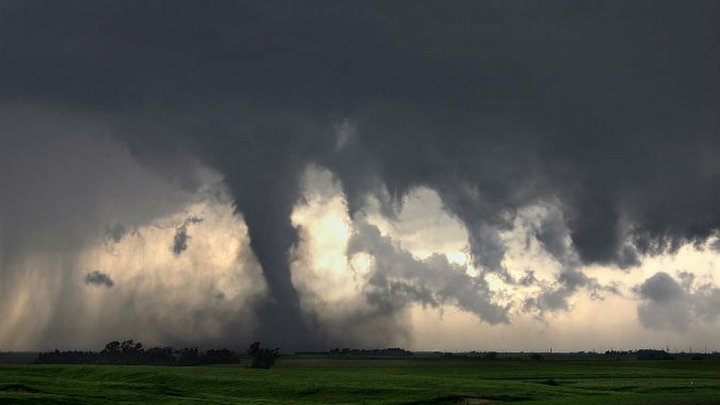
[1,357,719,404]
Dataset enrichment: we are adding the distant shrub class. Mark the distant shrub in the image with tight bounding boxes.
[539,378,559,386]
[247,342,280,369]
[636,349,674,361]
[327,347,413,357]
[203,348,239,364]
[177,347,200,365]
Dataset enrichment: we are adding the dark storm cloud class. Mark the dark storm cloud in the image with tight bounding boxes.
[84,270,114,288]
[1,1,718,347]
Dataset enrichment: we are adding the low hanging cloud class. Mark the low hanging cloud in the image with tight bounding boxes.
[635,272,720,332]
[84,270,114,288]
[637,272,685,303]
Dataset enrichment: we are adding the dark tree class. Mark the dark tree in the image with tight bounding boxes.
[100,340,122,363]
[177,347,200,365]
[120,339,142,355]
[103,341,121,354]
[483,351,498,360]
[144,346,175,364]
[36,339,240,365]
[247,342,279,369]
[203,348,239,364]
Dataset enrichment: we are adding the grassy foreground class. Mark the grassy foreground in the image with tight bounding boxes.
[1,357,719,404]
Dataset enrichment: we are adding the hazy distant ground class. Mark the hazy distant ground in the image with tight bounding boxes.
[0,353,37,365]
[1,356,719,404]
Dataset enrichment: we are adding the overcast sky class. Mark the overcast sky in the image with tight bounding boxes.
[0,1,718,352]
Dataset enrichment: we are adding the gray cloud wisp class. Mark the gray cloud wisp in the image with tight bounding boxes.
[84,271,114,288]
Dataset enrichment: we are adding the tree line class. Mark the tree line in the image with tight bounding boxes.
[326,347,413,356]
[36,339,279,368]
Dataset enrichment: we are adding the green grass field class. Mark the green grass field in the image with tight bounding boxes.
[1,357,719,404]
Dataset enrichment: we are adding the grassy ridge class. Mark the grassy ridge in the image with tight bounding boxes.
[1,358,719,404]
